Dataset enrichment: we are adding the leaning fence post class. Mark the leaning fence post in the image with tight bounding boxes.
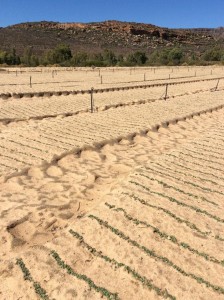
[90,87,94,113]
[164,84,168,100]
[30,76,32,88]
[100,75,103,84]
[215,79,220,91]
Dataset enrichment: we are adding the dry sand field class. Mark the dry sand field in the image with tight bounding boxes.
[0,66,224,300]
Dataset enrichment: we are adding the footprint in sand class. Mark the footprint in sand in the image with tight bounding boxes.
[28,167,45,179]
[40,182,64,193]
[46,165,63,177]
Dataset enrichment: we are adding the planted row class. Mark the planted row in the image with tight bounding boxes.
[151,161,224,192]
[189,143,224,157]
[122,192,208,236]
[69,229,176,300]
[163,155,224,182]
[16,258,50,300]
[167,153,224,174]
[177,151,224,169]
[50,250,119,300]
[130,180,224,224]
[141,166,219,206]
[89,214,224,295]
[105,202,224,266]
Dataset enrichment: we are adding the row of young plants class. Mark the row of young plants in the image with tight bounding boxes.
[176,151,224,177]
[68,229,176,300]
[38,127,87,148]
[88,214,224,295]
[50,250,119,300]
[206,136,224,145]
[37,127,81,147]
[192,141,224,157]
[148,160,224,197]
[141,165,219,206]
[150,160,224,195]
[14,132,67,152]
[209,133,224,142]
[0,144,46,162]
[6,136,52,157]
[202,138,224,152]
[184,144,224,159]
[45,124,97,143]
[123,192,208,235]
[189,143,224,158]
[163,155,224,182]
[184,147,224,169]
[0,150,32,166]
[177,150,224,170]
[124,191,224,242]
[130,179,224,224]
[167,153,224,175]
[104,202,224,266]
[0,153,20,169]
[182,148,224,190]
[16,258,50,300]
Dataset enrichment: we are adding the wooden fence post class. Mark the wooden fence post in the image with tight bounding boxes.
[90,87,94,113]
[215,79,220,91]
[164,84,168,100]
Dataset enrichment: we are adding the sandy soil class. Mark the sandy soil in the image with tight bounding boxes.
[0,65,223,94]
[0,89,224,177]
[0,67,224,300]
[0,80,223,122]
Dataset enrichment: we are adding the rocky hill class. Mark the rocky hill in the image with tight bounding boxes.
[0,20,223,56]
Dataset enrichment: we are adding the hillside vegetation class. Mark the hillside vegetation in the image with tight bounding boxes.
[0,21,224,66]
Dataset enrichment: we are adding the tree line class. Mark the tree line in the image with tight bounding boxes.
[1,44,224,67]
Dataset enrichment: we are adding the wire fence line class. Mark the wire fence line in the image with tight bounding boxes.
[0,76,223,100]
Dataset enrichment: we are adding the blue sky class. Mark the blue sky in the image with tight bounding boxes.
[0,0,223,28]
